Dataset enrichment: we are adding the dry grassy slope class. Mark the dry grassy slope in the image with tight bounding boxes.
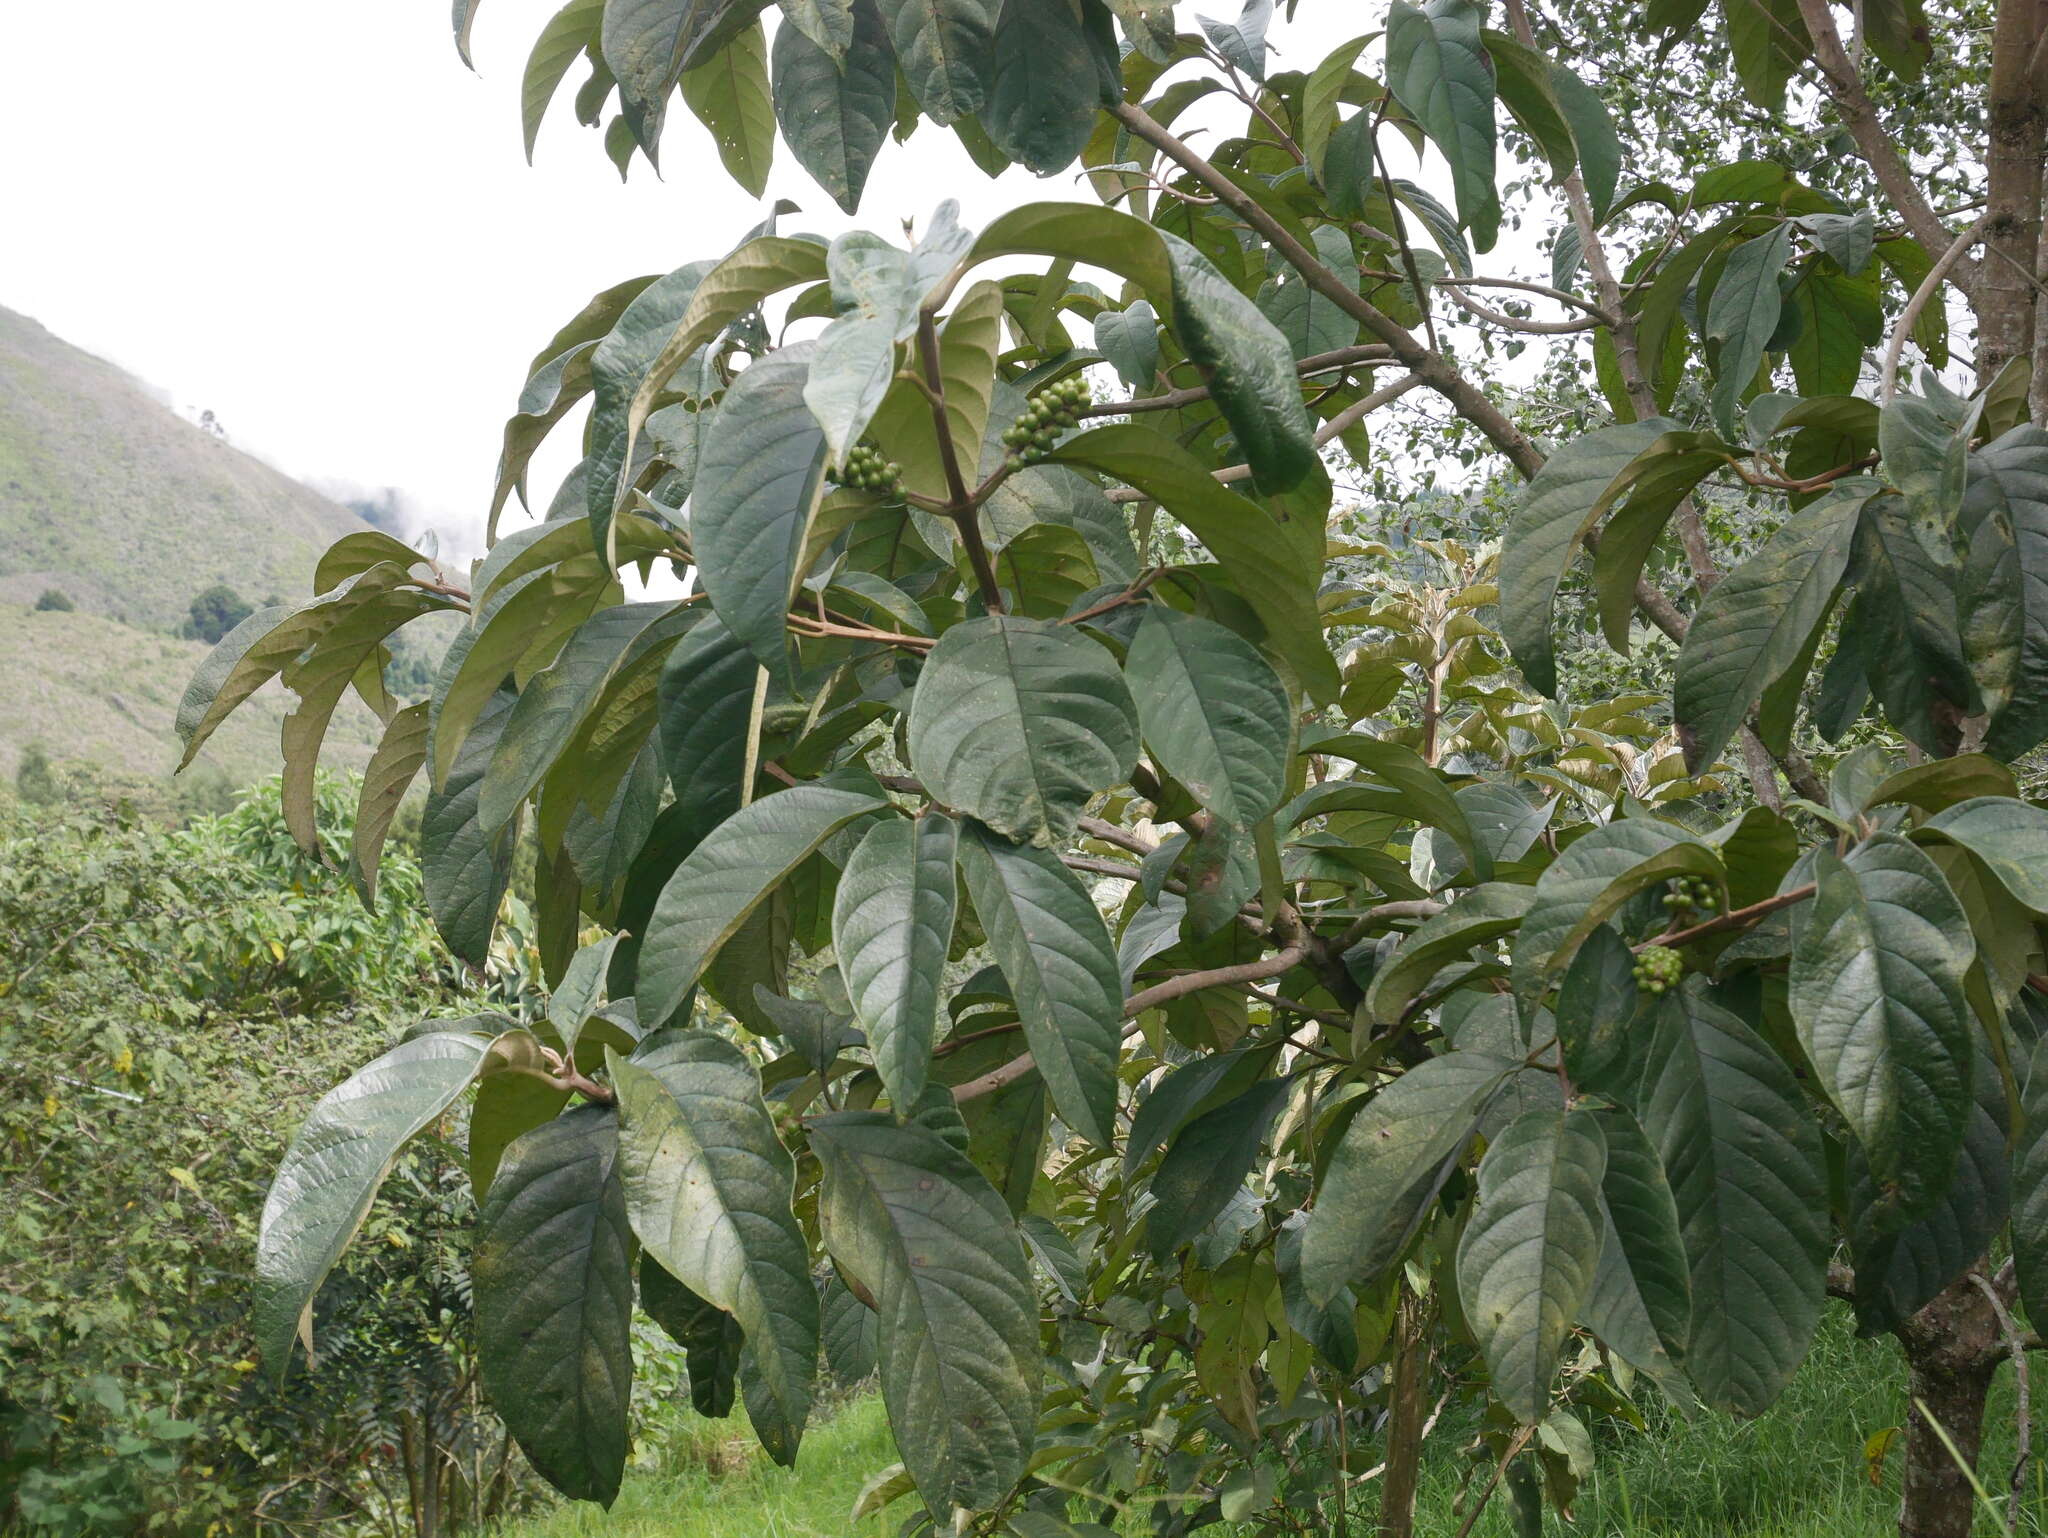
[0,606,378,785]
[0,304,370,630]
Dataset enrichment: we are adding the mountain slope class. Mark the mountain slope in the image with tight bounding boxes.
[0,303,389,789]
[0,304,369,629]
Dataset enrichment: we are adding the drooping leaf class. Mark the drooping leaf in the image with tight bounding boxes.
[1126,606,1292,830]
[1365,884,1535,1027]
[834,813,962,1111]
[655,613,762,825]
[956,822,1123,1147]
[424,686,521,965]
[907,615,1137,848]
[772,0,894,211]
[349,702,432,910]
[1790,839,1974,1229]
[1384,0,1499,250]
[1962,428,2048,758]
[983,0,1100,174]
[522,0,605,160]
[1552,924,1642,1100]
[602,0,767,145]
[879,0,996,123]
[611,1030,820,1461]
[1704,222,1793,439]
[1148,1076,1293,1261]
[694,341,830,687]
[810,1112,1041,1514]
[584,259,718,542]
[1301,1048,1520,1304]
[1583,1104,1692,1390]
[473,1104,634,1507]
[637,781,889,1023]
[1639,988,1827,1416]
[2012,1037,2048,1332]
[254,1031,496,1371]
[679,20,776,194]
[1918,795,2048,915]
[1456,1106,1607,1424]
[640,1255,745,1416]
[1673,488,1862,773]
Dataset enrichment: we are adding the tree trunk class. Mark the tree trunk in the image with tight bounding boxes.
[1894,1273,2006,1538]
[1978,0,2047,388]
[1376,1291,1428,1538]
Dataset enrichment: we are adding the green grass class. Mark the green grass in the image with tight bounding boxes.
[499,1310,2040,1538]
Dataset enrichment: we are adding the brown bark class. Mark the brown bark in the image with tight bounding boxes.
[1377,1290,1429,1538]
[1980,0,2048,389]
[1894,1272,2007,1538]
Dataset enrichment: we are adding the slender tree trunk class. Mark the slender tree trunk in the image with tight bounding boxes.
[1978,0,2048,387]
[1895,1273,2006,1538]
[1377,1291,1428,1538]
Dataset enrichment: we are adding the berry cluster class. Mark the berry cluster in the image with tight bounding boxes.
[1001,375,1091,467]
[1633,945,1684,995]
[1661,874,1720,917]
[836,442,902,496]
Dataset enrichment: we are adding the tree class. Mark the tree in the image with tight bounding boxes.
[182,583,254,645]
[181,4,2048,1536]
[32,590,73,613]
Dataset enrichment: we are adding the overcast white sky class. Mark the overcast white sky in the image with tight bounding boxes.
[0,4,1475,559]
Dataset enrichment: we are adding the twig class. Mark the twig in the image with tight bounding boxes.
[1880,211,1994,402]
[1454,1423,1538,1538]
[916,309,1004,610]
[1637,882,1816,950]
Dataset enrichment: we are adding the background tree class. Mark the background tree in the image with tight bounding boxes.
[184,3,2048,1537]
[182,581,255,644]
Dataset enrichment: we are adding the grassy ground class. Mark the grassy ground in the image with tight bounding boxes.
[496,1309,2041,1537]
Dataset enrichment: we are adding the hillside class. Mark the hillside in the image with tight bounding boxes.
[0,304,369,630]
[0,303,390,790]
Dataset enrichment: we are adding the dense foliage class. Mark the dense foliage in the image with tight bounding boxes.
[182,2,2048,1536]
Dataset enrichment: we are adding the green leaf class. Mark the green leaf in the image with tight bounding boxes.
[680,20,775,195]
[1456,1106,1607,1424]
[957,821,1124,1148]
[349,702,432,910]
[809,1113,1041,1514]
[1640,988,1827,1416]
[1511,818,1717,1008]
[255,1031,495,1371]
[695,341,830,688]
[1157,231,1319,494]
[473,1104,633,1507]
[1583,1105,1692,1391]
[583,259,719,540]
[1126,607,1292,830]
[1549,62,1619,220]
[805,317,898,473]
[1786,267,1882,396]
[1673,488,1862,773]
[868,278,1005,506]
[522,0,605,160]
[640,1255,744,1416]
[1148,1077,1293,1261]
[1124,1047,1267,1178]
[880,0,996,123]
[2012,1037,2048,1332]
[1962,427,2048,757]
[1850,1026,2008,1334]
[549,935,626,1063]
[480,602,696,835]
[637,781,890,1025]
[1498,419,1679,696]
[1553,925,1641,1101]
[1047,427,1339,703]
[1301,1048,1520,1304]
[772,0,893,212]
[1880,390,1970,555]
[984,0,1100,174]
[778,0,855,54]
[1093,301,1160,391]
[1705,223,1793,440]
[424,686,521,965]
[611,1030,819,1461]
[1722,0,1810,111]
[907,615,1137,848]
[603,0,766,140]
[1919,795,2048,915]
[1365,884,1534,1027]
[834,813,962,1110]
[1384,0,1499,251]
[1197,0,1272,78]
[656,614,763,826]
[1790,838,1975,1229]
[1258,225,1362,360]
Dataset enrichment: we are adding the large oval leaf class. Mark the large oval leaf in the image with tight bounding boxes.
[1789,837,1975,1230]
[2012,1036,2048,1332]
[1147,1076,1294,1262]
[1365,884,1534,1026]
[254,1031,494,1371]
[1582,1104,1692,1394]
[1126,606,1292,829]
[1300,1048,1519,1304]
[956,821,1123,1148]
[1639,988,1827,1416]
[424,685,522,966]
[472,1103,634,1507]
[772,0,893,212]
[1918,795,2048,915]
[810,1112,1040,1514]
[694,340,830,688]
[879,0,995,123]
[610,1030,819,1462]
[907,615,1137,848]
[637,780,889,1025]
[1384,0,1499,251]
[834,813,961,1112]
[1456,1106,1607,1424]
[983,0,1100,174]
